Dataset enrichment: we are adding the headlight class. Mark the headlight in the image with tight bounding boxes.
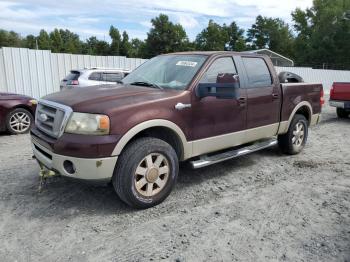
[65,113,110,135]
[29,99,38,105]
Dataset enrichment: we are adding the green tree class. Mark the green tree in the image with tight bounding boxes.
[223,22,246,51]
[144,14,190,58]
[129,38,147,58]
[84,36,110,55]
[120,31,131,57]
[0,30,23,47]
[59,29,83,53]
[84,36,99,55]
[195,20,246,51]
[23,34,37,49]
[37,29,51,50]
[109,26,121,55]
[50,29,63,52]
[195,20,228,51]
[292,0,350,68]
[247,15,294,57]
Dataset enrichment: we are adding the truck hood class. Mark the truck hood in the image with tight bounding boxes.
[42,84,180,113]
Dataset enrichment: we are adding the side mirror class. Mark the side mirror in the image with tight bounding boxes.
[196,73,240,99]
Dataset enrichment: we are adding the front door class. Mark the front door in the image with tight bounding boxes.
[190,56,247,156]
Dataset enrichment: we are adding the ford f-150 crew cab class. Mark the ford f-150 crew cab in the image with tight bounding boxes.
[31,51,323,208]
[329,82,350,118]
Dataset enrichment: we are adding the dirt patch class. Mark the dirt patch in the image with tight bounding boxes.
[0,99,349,261]
[293,160,321,169]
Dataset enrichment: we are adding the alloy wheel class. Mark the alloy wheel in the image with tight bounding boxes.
[9,112,31,133]
[134,153,170,197]
[292,122,305,147]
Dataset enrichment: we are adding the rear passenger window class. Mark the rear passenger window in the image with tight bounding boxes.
[103,73,123,82]
[242,57,272,87]
[89,72,101,81]
[200,57,237,83]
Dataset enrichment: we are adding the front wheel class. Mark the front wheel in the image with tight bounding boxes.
[112,137,179,209]
[6,108,33,135]
[278,114,309,155]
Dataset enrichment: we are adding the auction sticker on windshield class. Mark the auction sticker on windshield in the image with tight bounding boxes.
[176,61,198,67]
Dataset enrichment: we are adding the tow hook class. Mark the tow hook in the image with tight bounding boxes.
[38,163,57,193]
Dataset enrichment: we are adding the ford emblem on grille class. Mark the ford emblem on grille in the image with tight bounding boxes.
[39,113,48,122]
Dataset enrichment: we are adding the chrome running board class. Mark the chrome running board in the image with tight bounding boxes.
[190,138,277,169]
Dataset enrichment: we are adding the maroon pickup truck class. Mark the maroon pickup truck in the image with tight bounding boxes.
[329,82,350,118]
[31,51,323,208]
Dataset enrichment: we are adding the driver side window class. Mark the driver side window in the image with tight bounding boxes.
[200,57,237,83]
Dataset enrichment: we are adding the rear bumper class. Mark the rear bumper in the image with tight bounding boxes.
[32,136,117,182]
[329,100,350,109]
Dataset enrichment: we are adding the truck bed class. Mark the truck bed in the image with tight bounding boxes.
[280,82,323,123]
[330,82,350,101]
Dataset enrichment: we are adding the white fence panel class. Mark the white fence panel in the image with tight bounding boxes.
[0,47,147,98]
[1,47,349,98]
[275,66,350,94]
[0,49,6,92]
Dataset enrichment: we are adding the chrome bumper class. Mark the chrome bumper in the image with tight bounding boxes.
[31,138,118,181]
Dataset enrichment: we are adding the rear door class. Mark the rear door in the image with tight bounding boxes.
[241,56,281,133]
[87,72,102,86]
[101,72,124,84]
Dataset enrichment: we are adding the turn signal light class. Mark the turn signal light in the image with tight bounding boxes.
[98,115,110,130]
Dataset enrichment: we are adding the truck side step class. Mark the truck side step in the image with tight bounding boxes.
[190,138,277,169]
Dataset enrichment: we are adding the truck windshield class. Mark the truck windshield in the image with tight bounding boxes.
[122,55,207,90]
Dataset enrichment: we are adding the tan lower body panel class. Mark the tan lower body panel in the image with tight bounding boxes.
[278,113,321,135]
[191,123,279,157]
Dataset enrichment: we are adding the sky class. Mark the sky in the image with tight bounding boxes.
[0,0,313,41]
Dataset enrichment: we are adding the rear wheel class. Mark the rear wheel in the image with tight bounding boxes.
[112,137,178,209]
[6,108,33,135]
[278,114,308,155]
[336,108,348,118]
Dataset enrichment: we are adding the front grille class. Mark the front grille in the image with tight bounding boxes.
[35,100,73,138]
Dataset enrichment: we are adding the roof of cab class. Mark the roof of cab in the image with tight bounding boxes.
[167,51,266,57]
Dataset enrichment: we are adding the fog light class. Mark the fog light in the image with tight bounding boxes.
[63,160,76,175]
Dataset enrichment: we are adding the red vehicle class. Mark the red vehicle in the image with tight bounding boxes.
[0,92,37,134]
[329,82,350,118]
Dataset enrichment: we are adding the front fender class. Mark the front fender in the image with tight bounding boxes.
[111,119,192,160]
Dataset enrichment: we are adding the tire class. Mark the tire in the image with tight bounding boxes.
[278,114,308,155]
[112,137,179,209]
[336,108,348,118]
[5,108,33,135]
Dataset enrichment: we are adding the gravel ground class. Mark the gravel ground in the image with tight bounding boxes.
[0,101,349,262]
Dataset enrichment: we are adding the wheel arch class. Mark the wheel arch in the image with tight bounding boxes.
[12,104,35,115]
[278,101,313,134]
[111,120,191,161]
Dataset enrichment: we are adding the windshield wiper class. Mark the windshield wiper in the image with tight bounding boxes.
[129,81,163,90]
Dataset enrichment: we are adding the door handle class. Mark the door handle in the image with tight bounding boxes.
[238,97,246,107]
[175,102,191,110]
[272,93,279,99]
